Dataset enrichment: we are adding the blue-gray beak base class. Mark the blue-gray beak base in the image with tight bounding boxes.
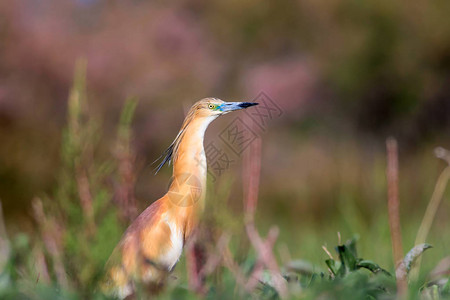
[219,102,258,112]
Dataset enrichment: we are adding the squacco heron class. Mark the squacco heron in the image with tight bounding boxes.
[102,98,258,298]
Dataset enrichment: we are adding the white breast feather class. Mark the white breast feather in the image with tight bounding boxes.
[159,218,183,270]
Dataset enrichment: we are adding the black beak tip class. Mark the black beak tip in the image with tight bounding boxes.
[239,102,259,108]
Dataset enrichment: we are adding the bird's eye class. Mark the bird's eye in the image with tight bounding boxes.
[208,104,215,109]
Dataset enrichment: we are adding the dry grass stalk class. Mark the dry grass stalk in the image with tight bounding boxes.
[243,136,288,298]
[115,146,137,222]
[185,234,203,294]
[32,198,69,288]
[243,137,261,221]
[416,148,450,243]
[198,233,231,278]
[245,226,282,292]
[386,137,406,295]
[115,99,138,222]
[33,246,51,284]
[75,167,96,235]
[222,245,247,288]
[322,245,334,260]
[411,147,450,281]
[185,232,231,294]
[0,201,10,272]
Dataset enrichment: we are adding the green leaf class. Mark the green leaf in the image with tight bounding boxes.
[345,236,359,258]
[325,259,337,276]
[442,279,450,295]
[337,244,358,272]
[286,259,321,275]
[357,260,391,276]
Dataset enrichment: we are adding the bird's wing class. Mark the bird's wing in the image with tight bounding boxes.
[101,198,167,296]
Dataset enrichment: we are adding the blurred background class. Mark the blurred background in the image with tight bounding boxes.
[1,0,450,277]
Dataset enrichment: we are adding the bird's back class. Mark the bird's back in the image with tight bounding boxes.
[101,195,187,298]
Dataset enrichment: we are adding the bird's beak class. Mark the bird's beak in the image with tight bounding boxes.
[219,102,258,112]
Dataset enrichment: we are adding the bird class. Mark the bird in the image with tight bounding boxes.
[101,98,258,298]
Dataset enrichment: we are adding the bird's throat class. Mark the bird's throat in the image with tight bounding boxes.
[169,116,216,210]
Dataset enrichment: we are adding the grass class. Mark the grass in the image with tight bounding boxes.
[0,63,449,299]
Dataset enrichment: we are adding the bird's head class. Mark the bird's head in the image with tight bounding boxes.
[193,98,258,118]
[154,98,258,173]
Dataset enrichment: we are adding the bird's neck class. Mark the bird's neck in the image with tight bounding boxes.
[169,116,216,210]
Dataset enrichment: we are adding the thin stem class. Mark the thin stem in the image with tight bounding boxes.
[242,136,288,298]
[386,138,406,295]
[411,147,450,281]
